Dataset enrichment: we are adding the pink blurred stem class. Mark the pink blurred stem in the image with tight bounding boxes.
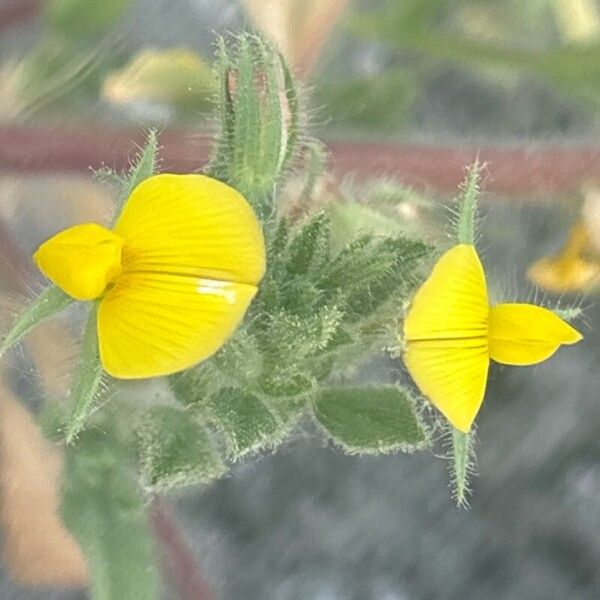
[150,497,218,600]
[1,124,600,199]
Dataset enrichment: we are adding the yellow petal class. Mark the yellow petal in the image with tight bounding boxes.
[114,174,265,285]
[404,244,489,341]
[33,224,123,301]
[102,49,213,105]
[98,272,257,378]
[99,174,265,378]
[527,256,600,293]
[404,340,489,433]
[403,244,490,432]
[527,222,600,292]
[488,303,582,366]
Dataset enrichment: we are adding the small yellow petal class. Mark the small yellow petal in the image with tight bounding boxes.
[404,244,489,341]
[403,244,490,432]
[488,303,582,366]
[34,224,123,301]
[404,339,489,433]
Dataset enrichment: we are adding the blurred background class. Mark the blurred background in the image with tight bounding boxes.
[2,0,600,598]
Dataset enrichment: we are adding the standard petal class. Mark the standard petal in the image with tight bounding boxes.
[114,174,265,285]
[98,272,257,379]
[404,338,489,432]
[488,303,583,366]
[403,244,489,342]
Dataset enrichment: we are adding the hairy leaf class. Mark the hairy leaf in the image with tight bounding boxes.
[137,406,225,490]
[314,386,427,454]
[0,286,72,358]
[208,388,283,458]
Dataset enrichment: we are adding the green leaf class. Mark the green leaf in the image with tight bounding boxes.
[137,406,225,490]
[0,286,72,358]
[61,427,159,600]
[286,213,330,276]
[117,129,159,214]
[323,235,430,321]
[455,161,483,246]
[64,305,105,444]
[314,386,427,454]
[169,362,217,408]
[208,388,285,458]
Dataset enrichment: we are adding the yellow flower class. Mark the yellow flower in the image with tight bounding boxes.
[528,221,600,293]
[34,174,265,379]
[403,244,582,432]
[102,49,213,105]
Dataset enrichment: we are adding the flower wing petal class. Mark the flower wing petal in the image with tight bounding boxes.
[488,303,582,366]
[114,173,265,285]
[98,272,257,379]
[404,339,488,432]
[402,244,490,431]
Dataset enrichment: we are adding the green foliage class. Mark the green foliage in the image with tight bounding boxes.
[315,386,427,454]
[207,388,288,459]
[208,34,299,217]
[0,286,72,358]
[316,72,417,130]
[64,305,105,444]
[137,406,225,490]
[170,210,431,484]
[61,424,159,600]
[308,0,600,133]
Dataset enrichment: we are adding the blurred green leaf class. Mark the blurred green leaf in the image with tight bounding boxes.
[47,0,131,39]
[61,426,159,600]
[314,386,427,453]
[316,72,417,129]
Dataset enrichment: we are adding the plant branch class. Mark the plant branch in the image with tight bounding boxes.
[0,124,599,199]
[0,0,42,32]
[149,497,217,600]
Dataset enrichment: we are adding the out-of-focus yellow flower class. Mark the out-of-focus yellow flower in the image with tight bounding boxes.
[34,174,265,379]
[552,0,600,43]
[528,221,600,293]
[403,244,582,432]
[102,49,213,106]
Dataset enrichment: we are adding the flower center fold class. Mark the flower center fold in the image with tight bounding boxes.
[33,223,123,301]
